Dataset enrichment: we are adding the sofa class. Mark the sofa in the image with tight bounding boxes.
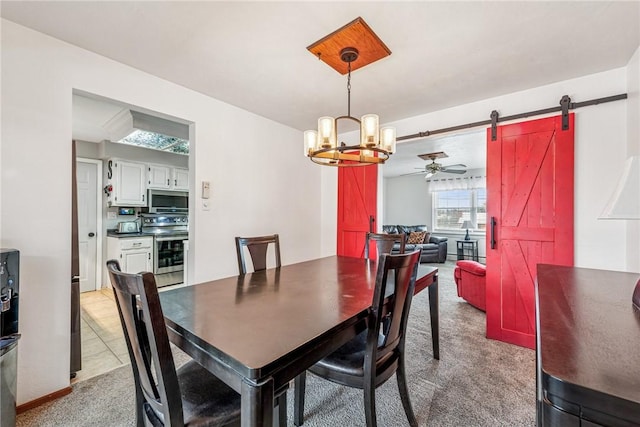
[382,225,448,263]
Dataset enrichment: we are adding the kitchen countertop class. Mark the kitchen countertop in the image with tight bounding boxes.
[106,230,156,238]
[106,229,189,238]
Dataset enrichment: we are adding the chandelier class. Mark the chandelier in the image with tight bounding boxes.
[304,46,396,166]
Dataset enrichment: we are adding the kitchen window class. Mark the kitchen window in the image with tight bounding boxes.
[432,188,487,232]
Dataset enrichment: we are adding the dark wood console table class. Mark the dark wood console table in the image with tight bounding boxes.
[536,264,640,426]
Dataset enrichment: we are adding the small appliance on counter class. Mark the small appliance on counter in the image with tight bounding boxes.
[117,221,140,234]
[0,249,19,427]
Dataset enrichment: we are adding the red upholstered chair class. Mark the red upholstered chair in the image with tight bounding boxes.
[453,260,486,311]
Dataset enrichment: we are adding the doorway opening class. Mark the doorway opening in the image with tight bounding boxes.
[72,91,194,382]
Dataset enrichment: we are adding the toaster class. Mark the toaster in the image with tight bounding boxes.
[117,221,139,233]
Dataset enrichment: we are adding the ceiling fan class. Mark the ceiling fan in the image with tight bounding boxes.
[403,151,467,178]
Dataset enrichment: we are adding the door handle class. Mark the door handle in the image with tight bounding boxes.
[88,232,95,237]
[490,217,497,249]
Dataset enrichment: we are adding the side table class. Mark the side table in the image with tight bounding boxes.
[456,240,479,262]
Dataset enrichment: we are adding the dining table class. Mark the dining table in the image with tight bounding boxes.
[159,255,439,427]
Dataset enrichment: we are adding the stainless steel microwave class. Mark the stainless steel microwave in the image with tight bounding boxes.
[148,189,188,213]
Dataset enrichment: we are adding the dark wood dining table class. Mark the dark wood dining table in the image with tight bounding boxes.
[159,255,439,427]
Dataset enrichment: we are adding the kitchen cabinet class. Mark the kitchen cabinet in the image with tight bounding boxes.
[106,159,146,206]
[148,164,189,191]
[147,164,172,190]
[173,167,189,190]
[106,236,153,281]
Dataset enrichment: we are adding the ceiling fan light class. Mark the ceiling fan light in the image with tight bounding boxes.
[318,116,336,149]
[304,130,318,157]
[424,171,435,179]
[380,127,396,153]
[360,114,379,147]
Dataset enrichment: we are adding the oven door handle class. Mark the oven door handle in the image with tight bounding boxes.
[154,236,186,242]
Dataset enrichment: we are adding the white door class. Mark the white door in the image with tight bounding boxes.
[77,161,98,292]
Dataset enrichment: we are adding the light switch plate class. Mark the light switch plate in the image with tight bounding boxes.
[202,181,210,199]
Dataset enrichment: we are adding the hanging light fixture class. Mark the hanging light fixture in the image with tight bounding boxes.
[303,17,396,166]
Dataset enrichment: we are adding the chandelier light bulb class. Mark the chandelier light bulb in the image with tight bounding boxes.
[304,130,318,157]
[318,116,336,149]
[380,127,396,153]
[360,114,379,147]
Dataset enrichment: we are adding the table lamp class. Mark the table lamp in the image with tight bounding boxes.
[598,156,640,309]
[461,220,473,240]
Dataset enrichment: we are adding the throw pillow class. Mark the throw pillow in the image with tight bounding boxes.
[407,231,427,244]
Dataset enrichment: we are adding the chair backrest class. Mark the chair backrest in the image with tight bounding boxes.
[235,234,281,274]
[106,260,183,426]
[364,232,406,260]
[367,250,421,366]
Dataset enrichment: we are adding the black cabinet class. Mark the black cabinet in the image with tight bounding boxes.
[536,265,640,427]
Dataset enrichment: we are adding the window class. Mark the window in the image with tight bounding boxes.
[433,188,486,231]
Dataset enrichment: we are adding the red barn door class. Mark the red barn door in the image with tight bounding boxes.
[337,165,377,258]
[486,114,574,349]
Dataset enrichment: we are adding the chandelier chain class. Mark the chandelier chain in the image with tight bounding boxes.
[347,61,352,117]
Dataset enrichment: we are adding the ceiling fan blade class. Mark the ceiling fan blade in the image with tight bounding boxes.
[444,164,467,168]
[441,169,466,174]
[399,171,426,177]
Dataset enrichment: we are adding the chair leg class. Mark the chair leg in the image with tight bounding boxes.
[397,355,418,427]
[294,372,306,426]
[277,391,287,427]
[363,378,377,427]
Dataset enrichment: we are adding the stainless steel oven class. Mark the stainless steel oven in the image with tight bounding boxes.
[140,213,188,287]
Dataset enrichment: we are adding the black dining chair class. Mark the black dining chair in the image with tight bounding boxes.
[294,250,422,427]
[106,259,242,426]
[364,232,406,259]
[233,235,289,422]
[235,234,281,274]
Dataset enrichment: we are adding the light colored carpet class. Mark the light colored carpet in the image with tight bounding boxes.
[17,261,535,426]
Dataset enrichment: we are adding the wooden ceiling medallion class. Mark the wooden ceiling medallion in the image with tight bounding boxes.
[307,17,391,75]
[418,151,449,161]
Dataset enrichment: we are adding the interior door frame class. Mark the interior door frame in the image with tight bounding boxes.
[77,157,103,291]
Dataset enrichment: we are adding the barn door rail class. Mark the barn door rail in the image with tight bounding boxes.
[397,93,627,143]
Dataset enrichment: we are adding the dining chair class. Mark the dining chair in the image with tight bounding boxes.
[234,235,290,421]
[235,234,281,274]
[364,232,406,260]
[106,259,242,426]
[294,250,422,427]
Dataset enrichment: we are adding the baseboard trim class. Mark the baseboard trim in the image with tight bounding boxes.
[17,386,73,414]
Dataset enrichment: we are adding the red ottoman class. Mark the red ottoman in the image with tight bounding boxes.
[453,260,486,312]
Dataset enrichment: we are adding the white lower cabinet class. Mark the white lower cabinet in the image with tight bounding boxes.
[107,236,153,282]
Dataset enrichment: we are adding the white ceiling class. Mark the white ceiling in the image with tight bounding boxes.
[3,1,639,177]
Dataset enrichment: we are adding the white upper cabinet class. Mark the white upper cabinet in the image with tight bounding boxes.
[107,159,189,207]
[147,164,172,190]
[107,159,147,206]
[148,164,189,191]
[173,168,189,191]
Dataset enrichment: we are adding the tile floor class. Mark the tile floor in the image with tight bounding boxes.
[74,288,128,384]
[74,283,186,384]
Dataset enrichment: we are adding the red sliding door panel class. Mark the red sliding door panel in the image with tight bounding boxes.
[337,165,377,258]
[486,114,574,349]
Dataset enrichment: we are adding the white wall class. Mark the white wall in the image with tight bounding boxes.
[1,20,323,404]
[337,67,636,272]
[626,46,640,272]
